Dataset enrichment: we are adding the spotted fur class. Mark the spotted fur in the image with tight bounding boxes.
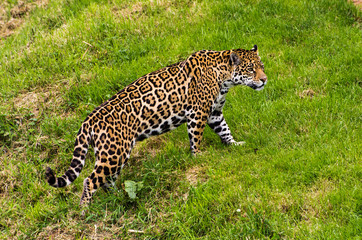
[46,45,267,205]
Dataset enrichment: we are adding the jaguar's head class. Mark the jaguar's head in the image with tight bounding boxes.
[229,45,267,91]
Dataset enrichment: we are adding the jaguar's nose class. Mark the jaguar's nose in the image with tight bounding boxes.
[260,76,267,83]
[256,69,267,83]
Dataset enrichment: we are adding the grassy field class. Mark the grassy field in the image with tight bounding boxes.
[0,0,361,239]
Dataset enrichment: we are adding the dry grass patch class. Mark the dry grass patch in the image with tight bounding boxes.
[112,2,144,20]
[12,84,68,118]
[0,0,48,39]
[112,0,204,23]
[186,165,208,186]
[298,89,317,99]
[273,193,295,213]
[301,179,336,221]
[0,166,18,197]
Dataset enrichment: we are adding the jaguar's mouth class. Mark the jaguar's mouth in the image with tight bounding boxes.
[254,85,264,91]
[248,80,266,91]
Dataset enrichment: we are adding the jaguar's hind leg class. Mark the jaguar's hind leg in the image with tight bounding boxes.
[80,165,119,206]
[79,140,133,206]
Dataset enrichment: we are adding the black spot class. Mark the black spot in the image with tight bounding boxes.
[110,160,118,166]
[46,167,55,185]
[151,130,159,136]
[160,122,170,131]
[221,133,230,138]
[73,147,82,158]
[65,170,77,182]
[210,120,223,129]
[48,176,56,185]
[104,166,110,175]
[70,159,81,168]
[98,176,103,184]
[96,166,103,174]
[149,119,154,126]
[58,178,66,187]
[171,116,178,122]
[121,131,127,139]
[137,134,147,141]
[111,166,118,174]
[213,111,222,117]
[215,127,222,133]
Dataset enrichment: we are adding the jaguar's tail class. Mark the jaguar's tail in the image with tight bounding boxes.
[46,122,91,188]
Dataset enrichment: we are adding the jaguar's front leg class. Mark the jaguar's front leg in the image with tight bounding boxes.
[207,110,245,145]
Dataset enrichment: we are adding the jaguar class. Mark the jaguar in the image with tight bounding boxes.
[46,45,267,206]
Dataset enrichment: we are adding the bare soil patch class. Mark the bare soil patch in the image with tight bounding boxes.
[299,89,317,99]
[0,0,48,39]
[112,2,144,20]
[186,165,208,186]
[13,85,65,118]
[301,179,336,221]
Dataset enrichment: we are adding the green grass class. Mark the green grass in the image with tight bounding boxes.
[0,0,361,239]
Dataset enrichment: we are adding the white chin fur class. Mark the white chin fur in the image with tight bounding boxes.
[255,86,264,91]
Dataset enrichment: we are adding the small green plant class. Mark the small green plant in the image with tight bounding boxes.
[124,180,144,200]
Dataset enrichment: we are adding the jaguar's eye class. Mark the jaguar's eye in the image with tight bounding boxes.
[248,63,254,71]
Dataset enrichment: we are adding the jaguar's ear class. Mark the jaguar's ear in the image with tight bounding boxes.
[251,45,258,55]
[230,52,241,66]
